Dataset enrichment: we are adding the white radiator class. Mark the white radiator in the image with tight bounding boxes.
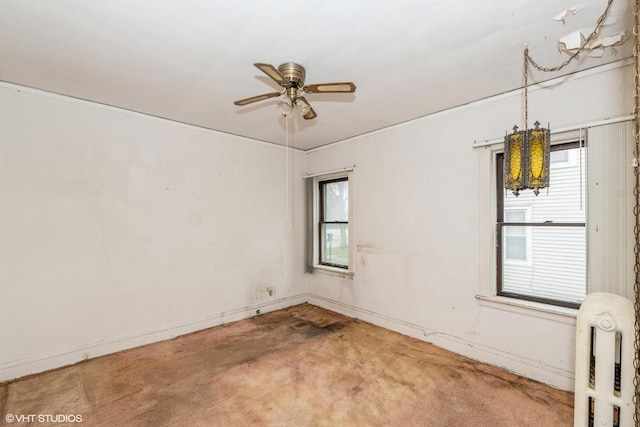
[574,292,635,427]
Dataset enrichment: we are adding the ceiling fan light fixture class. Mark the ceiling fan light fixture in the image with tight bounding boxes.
[294,97,311,116]
[278,97,293,116]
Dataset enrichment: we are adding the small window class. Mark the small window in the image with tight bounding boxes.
[550,150,569,164]
[549,148,573,168]
[319,178,349,269]
[504,208,530,263]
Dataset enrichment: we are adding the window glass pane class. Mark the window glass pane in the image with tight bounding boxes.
[502,226,586,304]
[320,223,349,267]
[504,147,586,223]
[323,180,348,222]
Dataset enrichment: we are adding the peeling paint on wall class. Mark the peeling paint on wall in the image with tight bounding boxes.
[553,6,582,24]
[558,30,625,57]
[553,4,625,58]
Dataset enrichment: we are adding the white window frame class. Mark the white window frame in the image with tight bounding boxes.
[311,171,354,277]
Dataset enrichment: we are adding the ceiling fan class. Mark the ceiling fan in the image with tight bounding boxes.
[234,62,356,120]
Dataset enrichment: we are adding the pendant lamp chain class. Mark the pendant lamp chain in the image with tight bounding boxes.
[524,46,529,131]
[632,0,640,423]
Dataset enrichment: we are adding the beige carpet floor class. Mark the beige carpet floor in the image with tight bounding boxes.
[0,303,573,426]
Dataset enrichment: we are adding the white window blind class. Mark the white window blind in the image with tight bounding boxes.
[587,121,635,300]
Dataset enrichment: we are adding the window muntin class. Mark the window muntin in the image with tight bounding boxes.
[319,177,349,269]
[497,142,586,308]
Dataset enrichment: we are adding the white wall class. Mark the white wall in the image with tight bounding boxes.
[0,84,307,381]
[304,61,633,391]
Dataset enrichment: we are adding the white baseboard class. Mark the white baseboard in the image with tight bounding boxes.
[0,294,308,383]
[305,294,575,392]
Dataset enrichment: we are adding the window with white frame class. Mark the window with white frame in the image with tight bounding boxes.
[496,142,586,308]
[305,170,352,274]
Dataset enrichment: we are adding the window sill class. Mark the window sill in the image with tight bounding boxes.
[475,294,578,325]
[312,265,354,279]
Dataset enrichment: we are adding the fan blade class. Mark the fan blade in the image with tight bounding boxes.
[233,92,281,106]
[296,97,317,120]
[254,63,289,87]
[303,82,356,94]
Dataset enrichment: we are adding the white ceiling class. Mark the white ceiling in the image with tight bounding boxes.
[0,0,632,150]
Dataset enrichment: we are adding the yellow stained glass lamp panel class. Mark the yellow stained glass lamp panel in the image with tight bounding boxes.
[527,123,550,194]
[504,129,526,195]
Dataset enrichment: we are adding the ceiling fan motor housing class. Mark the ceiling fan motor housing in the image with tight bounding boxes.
[278,62,306,88]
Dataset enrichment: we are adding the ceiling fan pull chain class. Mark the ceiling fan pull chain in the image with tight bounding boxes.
[285,112,292,225]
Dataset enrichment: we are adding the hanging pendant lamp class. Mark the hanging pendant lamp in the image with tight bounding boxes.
[504,47,550,196]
